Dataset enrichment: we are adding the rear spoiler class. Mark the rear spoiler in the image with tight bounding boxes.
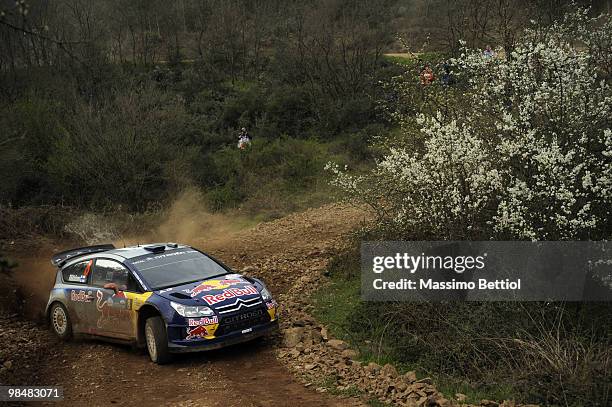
[51,244,116,267]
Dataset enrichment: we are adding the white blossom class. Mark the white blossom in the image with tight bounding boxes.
[328,9,611,240]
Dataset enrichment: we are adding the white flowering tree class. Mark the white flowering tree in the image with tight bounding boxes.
[329,9,612,240]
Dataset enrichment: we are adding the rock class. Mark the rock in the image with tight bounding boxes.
[424,385,437,395]
[413,383,427,391]
[326,339,348,351]
[341,349,358,360]
[304,363,317,370]
[310,329,323,344]
[381,363,398,378]
[365,362,381,373]
[455,393,467,402]
[431,395,451,407]
[302,335,314,347]
[403,371,417,383]
[320,326,329,340]
[3,360,12,369]
[241,266,256,273]
[283,327,304,348]
[480,400,499,407]
[416,377,433,385]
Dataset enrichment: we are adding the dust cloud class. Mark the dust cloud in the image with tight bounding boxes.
[117,188,257,249]
[9,245,62,321]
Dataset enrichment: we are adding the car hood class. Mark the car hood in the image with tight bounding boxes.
[154,273,263,309]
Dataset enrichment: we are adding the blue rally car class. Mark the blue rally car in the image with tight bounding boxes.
[46,243,278,363]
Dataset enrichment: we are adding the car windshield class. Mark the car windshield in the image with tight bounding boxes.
[127,249,228,290]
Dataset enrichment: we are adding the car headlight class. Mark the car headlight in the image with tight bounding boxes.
[259,287,272,301]
[170,301,215,317]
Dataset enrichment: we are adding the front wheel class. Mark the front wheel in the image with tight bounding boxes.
[145,316,171,364]
[50,303,72,340]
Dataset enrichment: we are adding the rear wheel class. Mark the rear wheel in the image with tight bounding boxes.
[145,316,171,364]
[50,303,72,340]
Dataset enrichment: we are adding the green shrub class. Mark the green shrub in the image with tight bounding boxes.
[42,86,196,210]
[263,85,315,138]
[202,137,336,213]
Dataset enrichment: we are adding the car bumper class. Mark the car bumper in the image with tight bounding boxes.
[167,320,278,353]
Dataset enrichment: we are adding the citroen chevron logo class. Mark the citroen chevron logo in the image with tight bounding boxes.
[216,297,263,314]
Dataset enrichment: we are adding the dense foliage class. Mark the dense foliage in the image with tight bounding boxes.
[0,0,399,212]
[330,9,612,241]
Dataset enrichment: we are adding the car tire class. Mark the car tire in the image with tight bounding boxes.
[145,316,171,364]
[50,302,72,340]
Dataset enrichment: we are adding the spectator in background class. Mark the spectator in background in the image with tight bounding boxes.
[420,63,435,85]
[237,127,252,149]
[483,44,496,58]
[441,60,454,86]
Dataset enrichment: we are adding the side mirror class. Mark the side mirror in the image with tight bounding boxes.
[103,282,119,294]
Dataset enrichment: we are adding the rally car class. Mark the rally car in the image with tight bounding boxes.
[46,243,278,364]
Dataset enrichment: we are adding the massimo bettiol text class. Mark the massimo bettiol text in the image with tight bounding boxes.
[372,252,520,290]
[361,242,612,302]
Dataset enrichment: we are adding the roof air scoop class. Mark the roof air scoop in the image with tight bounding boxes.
[144,244,166,253]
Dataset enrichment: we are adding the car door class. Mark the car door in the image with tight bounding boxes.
[89,258,137,339]
[61,259,95,333]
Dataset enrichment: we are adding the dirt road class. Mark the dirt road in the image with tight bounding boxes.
[7,204,368,407]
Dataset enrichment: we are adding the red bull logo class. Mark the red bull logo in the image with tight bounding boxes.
[70,289,93,303]
[186,325,208,340]
[188,316,218,326]
[202,285,259,305]
[190,278,243,297]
